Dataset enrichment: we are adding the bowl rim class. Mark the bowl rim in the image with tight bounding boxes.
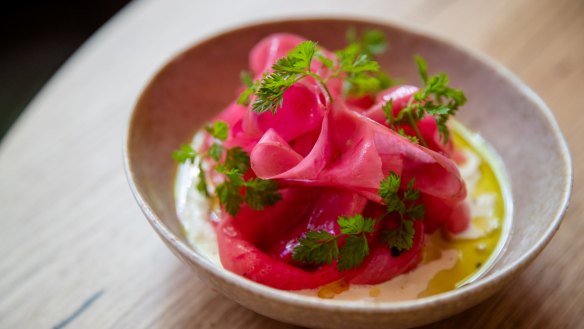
[123,15,573,312]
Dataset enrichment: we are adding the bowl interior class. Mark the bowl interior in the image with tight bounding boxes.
[126,17,571,325]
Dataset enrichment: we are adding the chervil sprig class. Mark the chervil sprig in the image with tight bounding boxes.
[172,143,209,196]
[215,166,245,215]
[331,30,393,96]
[334,44,384,96]
[383,55,466,145]
[237,70,259,106]
[205,121,229,141]
[292,230,339,266]
[292,172,424,270]
[172,121,282,215]
[346,28,388,55]
[317,29,391,96]
[224,147,250,173]
[211,144,281,215]
[379,172,424,252]
[382,220,415,252]
[208,143,223,161]
[214,168,281,216]
[413,56,466,143]
[244,178,282,211]
[250,41,330,113]
[293,214,376,271]
[247,30,393,114]
[398,128,420,144]
[196,162,209,197]
[172,144,197,164]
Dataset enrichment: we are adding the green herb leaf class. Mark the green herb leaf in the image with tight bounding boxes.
[380,172,423,216]
[406,204,425,220]
[346,28,388,55]
[415,55,428,84]
[337,48,380,74]
[252,41,319,113]
[398,128,419,144]
[361,29,387,54]
[336,48,388,96]
[403,178,419,201]
[379,171,401,200]
[338,214,376,235]
[289,40,318,71]
[208,143,223,161]
[237,87,256,106]
[215,167,245,216]
[414,56,466,144]
[317,53,334,69]
[172,144,197,164]
[381,55,466,145]
[334,29,391,96]
[240,70,254,87]
[172,123,280,214]
[378,172,424,252]
[293,230,339,265]
[200,138,278,215]
[224,146,250,173]
[386,198,406,214]
[293,215,374,270]
[237,71,258,106]
[196,161,209,197]
[244,178,282,210]
[338,234,370,271]
[382,99,394,126]
[206,121,229,141]
[252,72,297,113]
[382,220,415,252]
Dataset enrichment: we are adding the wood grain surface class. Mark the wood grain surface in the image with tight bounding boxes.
[0,0,582,328]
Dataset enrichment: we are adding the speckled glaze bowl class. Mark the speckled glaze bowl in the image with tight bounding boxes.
[124,18,572,329]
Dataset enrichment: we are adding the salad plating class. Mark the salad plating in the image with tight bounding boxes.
[173,30,508,296]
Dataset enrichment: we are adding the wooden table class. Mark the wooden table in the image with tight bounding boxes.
[1,0,582,328]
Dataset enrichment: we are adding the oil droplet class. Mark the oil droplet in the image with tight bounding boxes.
[369,287,381,297]
[317,279,349,299]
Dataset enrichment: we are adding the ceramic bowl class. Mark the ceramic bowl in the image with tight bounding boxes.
[124,18,572,329]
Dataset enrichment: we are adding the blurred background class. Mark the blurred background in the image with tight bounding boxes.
[0,0,130,141]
